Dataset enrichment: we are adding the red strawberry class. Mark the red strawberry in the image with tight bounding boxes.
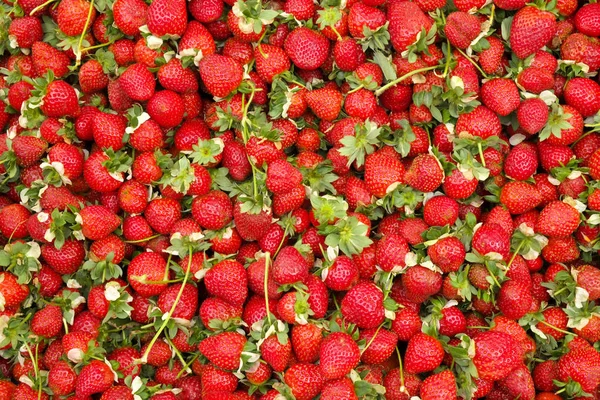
[41,80,80,118]
[261,334,292,372]
[32,42,71,78]
[510,6,557,59]
[42,239,86,274]
[147,0,187,37]
[535,200,580,237]
[233,201,272,242]
[127,252,168,297]
[75,360,115,397]
[266,159,303,195]
[272,246,309,285]
[255,44,291,84]
[376,234,410,272]
[517,98,549,134]
[481,78,521,116]
[575,3,600,37]
[198,331,246,370]
[558,348,600,394]
[79,205,121,240]
[388,1,433,53]
[359,328,397,364]
[57,0,97,36]
[500,181,542,215]
[199,54,244,98]
[284,27,330,71]
[291,323,322,363]
[113,0,148,36]
[305,87,343,121]
[119,63,156,101]
[420,370,457,400]
[191,190,233,230]
[473,331,522,381]
[8,17,43,49]
[204,260,248,307]
[445,12,481,49]
[455,106,501,139]
[341,281,385,329]
[404,332,444,374]
[405,154,444,193]
[31,305,63,338]
[319,332,360,380]
[284,363,324,400]
[564,77,600,117]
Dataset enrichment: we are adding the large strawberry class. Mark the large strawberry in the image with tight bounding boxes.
[510,6,557,59]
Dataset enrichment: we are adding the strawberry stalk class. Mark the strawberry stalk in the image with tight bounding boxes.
[538,320,575,337]
[394,346,406,394]
[360,323,384,356]
[124,234,161,244]
[375,65,439,96]
[28,0,57,16]
[455,48,489,79]
[22,341,42,400]
[264,251,272,325]
[74,0,96,68]
[141,246,193,363]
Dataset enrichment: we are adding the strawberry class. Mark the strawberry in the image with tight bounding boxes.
[473,331,522,381]
[42,239,86,274]
[119,63,156,102]
[57,0,97,36]
[510,6,557,60]
[376,234,410,272]
[388,1,432,53]
[472,223,511,260]
[319,332,360,380]
[261,334,292,372]
[341,281,385,329]
[574,264,600,301]
[535,200,580,237]
[180,21,217,59]
[284,27,330,71]
[402,266,443,303]
[31,305,63,338]
[266,159,303,195]
[32,42,71,78]
[198,331,246,370]
[113,0,148,36]
[558,348,600,394]
[233,201,272,242]
[497,279,533,320]
[423,196,459,227]
[284,363,324,400]
[79,205,121,241]
[157,58,199,94]
[420,370,457,400]
[405,154,444,193]
[359,327,397,364]
[100,386,135,400]
[75,360,115,397]
[291,323,322,363]
[564,77,600,117]
[323,255,359,291]
[8,17,43,49]
[199,54,244,98]
[41,80,80,118]
[189,0,224,23]
[517,98,549,135]
[455,106,501,139]
[575,3,600,37]
[504,142,538,180]
[321,378,358,400]
[445,12,482,49]
[127,252,168,297]
[517,67,554,94]
[500,181,542,215]
[478,36,505,75]
[481,78,521,116]
[147,0,188,37]
[305,87,343,121]
[255,44,291,84]
[204,260,248,307]
[272,246,309,285]
[158,283,198,320]
[427,236,466,273]
[404,332,444,374]
[192,190,233,230]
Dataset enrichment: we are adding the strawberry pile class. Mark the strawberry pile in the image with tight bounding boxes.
[1,0,600,398]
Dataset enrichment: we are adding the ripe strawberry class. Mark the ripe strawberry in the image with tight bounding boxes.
[41,80,80,118]
[198,54,244,98]
[345,89,377,120]
[31,305,63,338]
[497,279,533,320]
[445,12,482,49]
[504,142,538,180]
[157,58,198,94]
[402,266,443,303]
[500,181,542,215]
[127,252,168,297]
[376,234,410,272]
[75,360,115,397]
[575,264,600,301]
[575,3,600,37]
[284,363,325,400]
[147,0,187,37]
[179,20,217,58]
[189,0,223,23]
[8,17,43,49]
[510,6,557,59]
[427,236,466,273]
[291,323,322,363]
[517,98,549,134]
[57,0,96,36]
[305,87,343,121]
[284,27,330,71]
[271,246,309,285]
[158,283,198,320]
[404,332,444,374]
[481,78,520,116]
[119,63,156,101]
[198,331,246,370]
[341,281,385,329]
[204,260,248,307]
[388,1,432,52]
[455,105,501,139]
[423,196,459,227]
[113,0,148,36]
[359,328,398,364]
[420,370,457,400]
[564,77,600,117]
[191,190,232,230]
[78,205,121,241]
[32,42,71,78]
[42,239,86,274]
[261,334,292,372]
[319,332,360,380]
[405,154,444,193]
[472,223,511,260]
[535,200,580,237]
[147,90,185,129]
[478,36,505,74]
[517,67,554,94]
[473,331,522,381]
[266,159,303,195]
[321,377,358,400]
[558,348,600,393]
[254,44,291,84]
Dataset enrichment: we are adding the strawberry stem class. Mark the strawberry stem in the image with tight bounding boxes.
[124,234,162,244]
[28,0,57,16]
[80,40,116,53]
[74,0,96,68]
[264,251,272,325]
[478,142,486,168]
[507,240,524,268]
[538,320,576,336]
[455,48,489,79]
[375,65,439,96]
[360,323,384,356]
[395,346,406,392]
[176,352,200,379]
[141,246,193,363]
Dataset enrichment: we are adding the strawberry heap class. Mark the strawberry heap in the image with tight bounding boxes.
[1,0,600,398]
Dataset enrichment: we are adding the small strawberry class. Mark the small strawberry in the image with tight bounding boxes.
[284,27,330,71]
[198,331,246,371]
[113,0,148,36]
[481,78,521,116]
[319,332,360,380]
[204,260,248,307]
[127,252,168,297]
[405,154,444,193]
[119,63,156,102]
[473,331,522,381]
[564,77,600,117]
